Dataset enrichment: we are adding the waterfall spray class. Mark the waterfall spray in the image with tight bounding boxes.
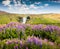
[22,17,27,24]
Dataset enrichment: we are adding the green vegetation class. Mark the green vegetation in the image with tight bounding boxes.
[0,14,18,24]
[0,22,60,49]
[0,13,60,26]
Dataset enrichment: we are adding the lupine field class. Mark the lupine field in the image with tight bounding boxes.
[0,22,60,49]
[0,0,60,49]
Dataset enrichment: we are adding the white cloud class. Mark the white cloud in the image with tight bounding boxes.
[44,4,49,7]
[2,0,11,6]
[13,0,22,7]
[19,4,29,10]
[2,0,50,14]
[52,1,60,3]
[13,0,17,4]
[39,6,44,8]
[30,4,35,8]
[8,5,12,10]
[34,2,41,4]
[2,0,12,10]
[17,1,21,6]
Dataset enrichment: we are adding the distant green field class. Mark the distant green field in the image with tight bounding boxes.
[0,14,18,24]
[0,13,60,26]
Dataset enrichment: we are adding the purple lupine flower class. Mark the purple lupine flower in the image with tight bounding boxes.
[27,36,42,48]
[0,28,3,32]
[27,37,33,43]
[32,24,43,30]
[53,26,60,32]
[6,41,12,45]
[16,25,24,30]
[37,24,44,30]
[6,24,10,28]
[21,24,26,29]
[6,22,18,28]
[2,26,6,33]
[44,39,48,42]
[57,27,60,31]
[26,47,28,49]
[14,46,18,49]
[33,37,39,45]
[14,41,18,44]
[49,42,54,46]
[20,41,23,47]
[44,25,54,32]
[39,41,42,48]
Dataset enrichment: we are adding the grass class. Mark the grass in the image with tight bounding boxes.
[0,14,18,24]
[0,13,60,26]
[27,14,60,25]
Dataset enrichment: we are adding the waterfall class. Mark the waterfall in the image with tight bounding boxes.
[22,17,27,24]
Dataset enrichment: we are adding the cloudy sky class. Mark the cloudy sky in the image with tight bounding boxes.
[0,0,60,14]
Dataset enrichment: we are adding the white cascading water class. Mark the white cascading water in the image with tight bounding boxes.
[22,17,27,24]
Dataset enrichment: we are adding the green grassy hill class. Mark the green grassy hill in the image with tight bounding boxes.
[27,14,60,24]
[0,11,60,25]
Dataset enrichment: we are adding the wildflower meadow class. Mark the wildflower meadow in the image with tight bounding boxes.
[0,22,60,49]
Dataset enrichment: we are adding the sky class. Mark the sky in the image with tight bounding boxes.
[0,0,60,14]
